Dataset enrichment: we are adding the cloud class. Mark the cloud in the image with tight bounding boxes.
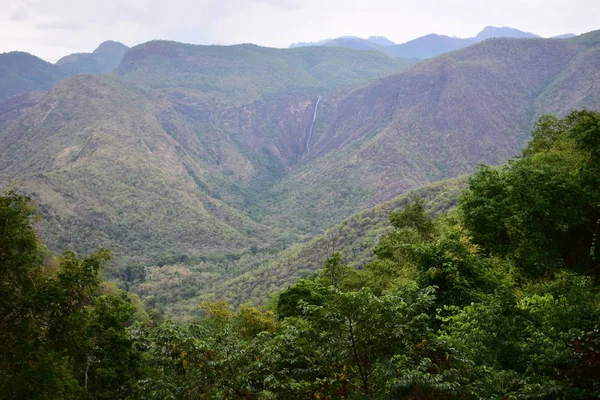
[0,0,598,63]
[35,21,83,31]
[9,9,28,21]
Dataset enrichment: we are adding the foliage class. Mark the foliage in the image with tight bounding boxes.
[4,33,600,320]
[3,100,600,397]
[461,110,600,278]
[0,190,143,399]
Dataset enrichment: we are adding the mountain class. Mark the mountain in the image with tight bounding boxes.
[56,40,129,74]
[0,41,128,100]
[116,41,410,105]
[2,31,600,314]
[382,34,475,59]
[0,75,279,264]
[252,34,599,232]
[289,26,564,60]
[383,25,539,59]
[321,36,397,51]
[474,26,538,40]
[321,37,385,51]
[288,39,331,48]
[0,44,410,266]
[289,36,395,49]
[367,36,395,46]
[0,52,67,100]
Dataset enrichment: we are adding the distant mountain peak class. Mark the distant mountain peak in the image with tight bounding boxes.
[475,26,539,40]
[53,41,129,74]
[93,40,129,55]
[367,36,395,46]
[290,35,395,49]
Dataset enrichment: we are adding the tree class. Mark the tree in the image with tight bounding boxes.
[461,111,600,278]
[0,189,141,399]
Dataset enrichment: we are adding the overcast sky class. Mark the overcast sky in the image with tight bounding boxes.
[1,0,599,62]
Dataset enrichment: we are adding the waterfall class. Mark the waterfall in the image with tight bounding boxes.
[305,96,322,153]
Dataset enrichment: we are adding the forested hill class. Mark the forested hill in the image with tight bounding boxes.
[2,111,599,399]
[134,176,468,316]
[253,31,600,237]
[115,41,413,104]
[0,45,410,266]
[0,31,600,316]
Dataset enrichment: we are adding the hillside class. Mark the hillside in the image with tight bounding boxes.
[250,34,600,238]
[0,75,284,265]
[0,45,411,266]
[2,32,600,318]
[132,176,467,317]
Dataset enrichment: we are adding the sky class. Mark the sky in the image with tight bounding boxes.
[1,0,599,62]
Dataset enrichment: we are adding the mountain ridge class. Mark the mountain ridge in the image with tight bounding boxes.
[290,26,572,59]
[0,41,129,100]
[1,31,600,313]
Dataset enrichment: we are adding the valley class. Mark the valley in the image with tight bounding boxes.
[2,9,600,397]
[1,30,600,318]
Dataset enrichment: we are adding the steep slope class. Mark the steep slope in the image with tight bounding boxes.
[0,75,278,264]
[2,33,600,318]
[255,35,599,236]
[56,41,129,74]
[0,91,45,131]
[0,44,410,265]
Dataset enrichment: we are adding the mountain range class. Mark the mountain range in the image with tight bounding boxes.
[0,41,129,100]
[1,29,599,316]
[290,26,577,59]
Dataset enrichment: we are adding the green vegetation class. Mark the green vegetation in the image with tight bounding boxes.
[117,41,412,105]
[0,43,414,272]
[2,33,600,323]
[2,111,599,399]
[132,176,467,317]
[0,190,147,399]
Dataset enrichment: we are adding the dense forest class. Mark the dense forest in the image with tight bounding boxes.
[2,110,599,399]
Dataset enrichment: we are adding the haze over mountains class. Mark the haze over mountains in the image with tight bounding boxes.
[290,26,576,59]
[0,41,129,100]
[1,28,599,314]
